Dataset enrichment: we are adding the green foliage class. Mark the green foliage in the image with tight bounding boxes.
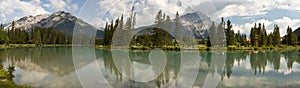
[0,27,9,44]
[273,25,281,46]
[259,24,268,46]
[250,23,282,47]
[283,26,298,46]
[225,20,236,46]
[268,32,274,46]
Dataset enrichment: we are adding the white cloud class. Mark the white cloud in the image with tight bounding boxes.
[233,17,300,37]
[213,0,300,18]
[273,17,300,36]
[0,0,48,23]
[95,0,200,28]
[44,0,78,11]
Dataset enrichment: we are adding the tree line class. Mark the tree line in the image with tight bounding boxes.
[0,21,72,46]
[100,8,299,48]
[101,8,187,48]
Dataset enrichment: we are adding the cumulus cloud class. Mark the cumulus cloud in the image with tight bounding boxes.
[0,0,48,23]
[212,0,300,18]
[233,17,300,37]
[0,0,81,24]
[95,0,207,28]
[44,0,78,11]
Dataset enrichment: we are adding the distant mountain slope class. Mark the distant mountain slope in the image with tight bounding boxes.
[4,11,103,38]
[180,12,211,39]
[135,12,211,39]
[294,27,300,36]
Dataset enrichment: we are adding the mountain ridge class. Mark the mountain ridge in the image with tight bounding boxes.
[3,11,103,38]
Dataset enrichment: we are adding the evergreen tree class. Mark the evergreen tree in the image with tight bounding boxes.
[154,10,163,28]
[0,26,9,44]
[291,33,298,46]
[217,21,226,47]
[285,26,298,46]
[250,27,255,46]
[273,25,281,46]
[236,30,241,43]
[174,11,182,39]
[268,32,274,46]
[165,16,171,33]
[259,24,267,46]
[208,22,216,47]
[226,20,235,46]
[33,27,42,46]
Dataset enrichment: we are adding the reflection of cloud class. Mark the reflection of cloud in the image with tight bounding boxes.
[14,67,48,85]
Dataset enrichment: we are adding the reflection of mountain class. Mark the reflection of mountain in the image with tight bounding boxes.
[0,47,92,76]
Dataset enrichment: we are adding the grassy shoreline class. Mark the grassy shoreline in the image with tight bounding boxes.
[95,45,300,51]
[0,44,72,49]
[1,44,299,51]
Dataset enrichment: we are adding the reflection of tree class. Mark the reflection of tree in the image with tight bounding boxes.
[222,51,248,79]
[220,50,299,80]
[103,50,123,81]
[250,52,267,74]
[269,51,281,72]
[102,50,181,88]
[282,50,299,69]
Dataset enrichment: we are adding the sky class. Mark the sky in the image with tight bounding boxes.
[1,0,300,36]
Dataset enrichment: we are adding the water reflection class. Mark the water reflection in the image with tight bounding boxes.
[100,50,181,88]
[100,50,300,88]
[0,47,299,88]
[0,47,82,88]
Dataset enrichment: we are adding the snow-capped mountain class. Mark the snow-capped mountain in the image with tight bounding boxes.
[4,14,50,30]
[4,11,103,38]
[180,12,211,39]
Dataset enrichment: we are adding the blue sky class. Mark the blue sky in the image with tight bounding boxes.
[1,0,300,36]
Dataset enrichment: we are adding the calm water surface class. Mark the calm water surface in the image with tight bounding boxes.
[0,47,299,88]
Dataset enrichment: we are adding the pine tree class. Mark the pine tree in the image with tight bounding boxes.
[250,27,255,46]
[0,26,9,44]
[217,21,226,47]
[273,25,281,46]
[259,24,267,46]
[154,10,163,28]
[165,15,171,33]
[174,11,182,38]
[291,33,297,46]
[33,27,42,46]
[208,22,216,47]
[268,32,274,46]
[226,20,235,46]
[285,26,298,46]
[103,22,109,45]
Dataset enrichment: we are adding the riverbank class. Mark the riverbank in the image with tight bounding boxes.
[0,44,72,49]
[1,44,299,51]
[96,44,300,51]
